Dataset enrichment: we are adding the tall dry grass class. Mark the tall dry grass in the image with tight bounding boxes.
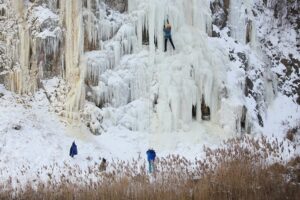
[0,135,299,200]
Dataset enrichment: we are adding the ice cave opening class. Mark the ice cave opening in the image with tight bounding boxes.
[201,96,210,121]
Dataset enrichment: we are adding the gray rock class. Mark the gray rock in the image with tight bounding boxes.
[104,0,127,13]
[12,124,22,130]
[245,77,254,97]
[211,0,229,36]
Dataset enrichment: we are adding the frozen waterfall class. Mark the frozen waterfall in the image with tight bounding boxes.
[1,0,280,137]
[81,0,261,135]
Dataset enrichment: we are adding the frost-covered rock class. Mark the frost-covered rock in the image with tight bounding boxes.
[211,0,229,32]
[104,0,127,13]
[255,0,300,104]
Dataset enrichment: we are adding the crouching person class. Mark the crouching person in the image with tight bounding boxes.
[99,158,107,172]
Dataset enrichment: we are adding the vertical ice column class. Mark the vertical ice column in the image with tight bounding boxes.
[154,0,167,52]
[61,0,85,118]
[194,0,212,35]
[183,0,211,29]
[136,10,144,50]
[9,0,37,94]
[86,0,93,44]
[85,0,101,47]
[228,0,254,44]
[148,0,155,63]
[183,0,193,25]
[63,0,83,80]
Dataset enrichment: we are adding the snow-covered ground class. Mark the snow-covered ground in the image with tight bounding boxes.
[0,83,233,185]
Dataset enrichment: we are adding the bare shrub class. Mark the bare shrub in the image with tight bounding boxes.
[286,127,298,142]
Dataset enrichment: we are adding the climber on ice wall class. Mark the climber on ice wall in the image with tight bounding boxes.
[163,19,176,52]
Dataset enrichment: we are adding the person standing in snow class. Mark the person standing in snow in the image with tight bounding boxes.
[163,19,176,52]
[69,141,78,158]
[146,149,156,173]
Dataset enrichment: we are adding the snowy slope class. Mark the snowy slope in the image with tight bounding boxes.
[0,83,232,185]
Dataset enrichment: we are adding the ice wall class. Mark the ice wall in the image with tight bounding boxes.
[123,0,277,134]
[129,0,212,53]
[81,0,258,134]
[151,37,232,132]
[123,0,231,133]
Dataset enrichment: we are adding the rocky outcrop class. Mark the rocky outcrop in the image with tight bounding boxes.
[104,0,127,13]
[256,0,300,105]
[210,0,229,37]
[265,0,299,28]
[280,55,300,104]
[210,0,229,29]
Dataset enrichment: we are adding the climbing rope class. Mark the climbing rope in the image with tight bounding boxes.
[166,0,170,23]
[148,65,152,136]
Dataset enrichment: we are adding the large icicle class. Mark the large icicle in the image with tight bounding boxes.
[228,0,254,45]
[9,0,37,94]
[60,0,85,119]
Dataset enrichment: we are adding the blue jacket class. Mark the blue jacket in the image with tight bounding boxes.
[146,149,156,161]
[69,142,78,157]
[163,27,172,38]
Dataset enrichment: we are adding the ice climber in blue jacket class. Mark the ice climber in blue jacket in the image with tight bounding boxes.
[163,19,175,52]
[146,149,156,173]
[69,141,78,158]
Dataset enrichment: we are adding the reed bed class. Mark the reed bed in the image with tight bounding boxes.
[0,135,299,200]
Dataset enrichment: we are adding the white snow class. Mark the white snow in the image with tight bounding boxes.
[31,6,59,24]
[264,94,300,138]
[0,84,231,186]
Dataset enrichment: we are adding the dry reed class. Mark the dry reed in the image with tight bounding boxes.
[0,135,299,200]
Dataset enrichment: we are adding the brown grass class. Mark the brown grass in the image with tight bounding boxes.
[0,135,299,200]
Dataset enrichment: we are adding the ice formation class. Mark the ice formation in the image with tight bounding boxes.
[228,0,255,45]
[0,0,298,138]
[61,0,86,118]
[7,0,32,94]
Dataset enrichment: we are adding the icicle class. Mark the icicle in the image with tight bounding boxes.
[86,0,93,43]
[228,0,254,44]
[148,0,155,63]
[136,11,144,50]
[7,0,38,94]
[61,0,85,118]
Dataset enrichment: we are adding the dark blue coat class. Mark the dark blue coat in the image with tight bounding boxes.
[146,149,156,161]
[69,142,78,157]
